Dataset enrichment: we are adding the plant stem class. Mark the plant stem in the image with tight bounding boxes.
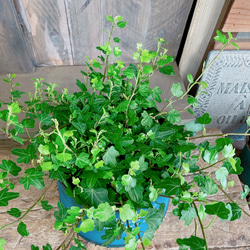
[198,158,226,172]
[192,201,208,250]
[189,132,250,141]
[135,222,146,250]
[55,228,74,250]
[204,215,216,229]
[0,180,56,231]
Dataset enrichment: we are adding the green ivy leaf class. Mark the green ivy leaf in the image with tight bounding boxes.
[123,67,136,79]
[41,200,53,211]
[106,15,113,22]
[157,56,173,66]
[82,188,109,207]
[114,37,121,43]
[37,113,53,126]
[184,120,203,132]
[75,152,90,168]
[200,178,218,195]
[7,208,21,217]
[203,148,218,164]
[187,96,197,108]
[167,109,181,124]
[197,113,212,125]
[21,118,35,128]
[205,202,230,219]
[74,238,87,250]
[56,152,72,163]
[240,185,250,199]
[177,236,206,250]
[247,116,250,127]
[214,30,227,45]
[117,21,127,28]
[114,100,129,113]
[41,161,53,171]
[0,239,6,250]
[114,46,122,57]
[0,159,21,176]
[119,204,136,222]
[54,202,68,222]
[152,86,162,103]
[215,167,229,189]
[122,174,132,186]
[145,207,164,230]
[103,146,119,167]
[141,111,153,128]
[180,206,197,226]
[128,184,143,203]
[171,83,183,97]
[69,246,81,250]
[76,219,95,233]
[72,121,87,135]
[149,185,158,202]
[231,42,239,50]
[215,137,234,151]
[187,73,194,84]
[222,144,235,158]
[93,61,102,69]
[93,202,116,222]
[125,237,136,250]
[155,177,182,196]
[0,188,19,206]
[133,52,140,61]
[12,144,37,164]
[42,244,52,250]
[158,65,175,75]
[8,103,21,113]
[198,204,206,222]
[143,65,153,74]
[20,168,45,190]
[227,203,241,221]
[17,222,29,237]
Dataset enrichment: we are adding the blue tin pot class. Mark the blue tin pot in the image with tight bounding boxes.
[57,181,169,247]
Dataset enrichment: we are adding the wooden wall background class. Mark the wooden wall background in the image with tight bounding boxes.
[0,0,194,74]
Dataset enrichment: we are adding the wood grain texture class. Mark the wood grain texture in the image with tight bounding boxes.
[14,0,73,66]
[179,0,227,88]
[214,39,250,50]
[0,1,33,74]
[223,0,250,32]
[0,0,193,71]
[65,0,194,64]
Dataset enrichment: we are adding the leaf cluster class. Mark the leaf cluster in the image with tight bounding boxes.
[0,16,249,250]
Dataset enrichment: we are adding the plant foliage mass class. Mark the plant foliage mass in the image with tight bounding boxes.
[0,15,249,250]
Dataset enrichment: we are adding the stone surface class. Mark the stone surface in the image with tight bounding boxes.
[194,50,250,142]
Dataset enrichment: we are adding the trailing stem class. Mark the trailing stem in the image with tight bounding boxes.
[192,201,208,250]
[0,180,56,231]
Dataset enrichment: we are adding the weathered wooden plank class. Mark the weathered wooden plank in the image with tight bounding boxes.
[65,0,193,64]
[214,39,250,50]
[0,1,33,74]
[14,0,73,66]
[223,0,250,32]
[179,0,229,88]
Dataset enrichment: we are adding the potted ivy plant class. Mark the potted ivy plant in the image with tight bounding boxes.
[0,15,250,250]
